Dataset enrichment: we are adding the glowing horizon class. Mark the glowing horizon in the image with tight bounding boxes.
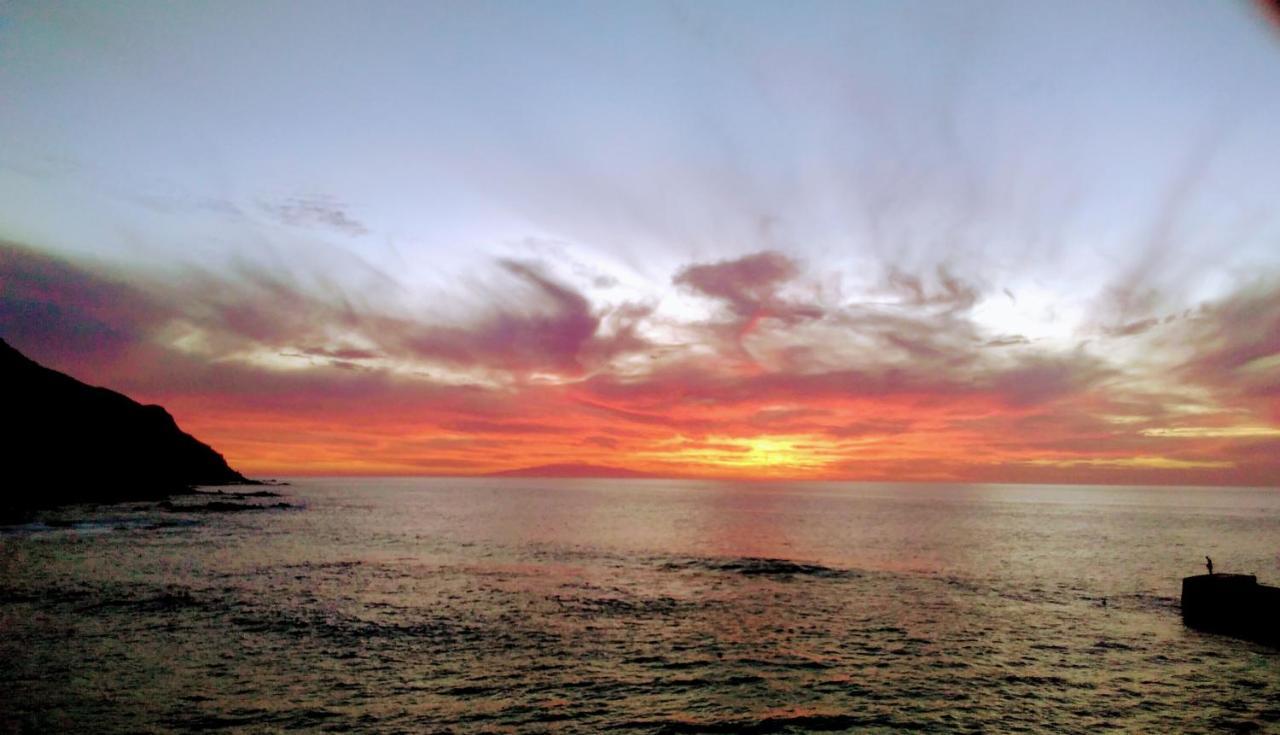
[2,1,1279,486]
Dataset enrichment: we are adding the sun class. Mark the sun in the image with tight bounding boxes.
[645,434,836,477]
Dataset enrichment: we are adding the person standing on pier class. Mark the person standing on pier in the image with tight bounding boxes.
[1205,556,1214,575]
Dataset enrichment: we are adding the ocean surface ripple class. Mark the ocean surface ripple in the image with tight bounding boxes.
[2,479,1278,733]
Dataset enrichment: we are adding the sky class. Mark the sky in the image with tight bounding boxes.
[2,0,1280,484]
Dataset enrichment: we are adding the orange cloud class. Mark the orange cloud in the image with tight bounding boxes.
[3,241,1278,485]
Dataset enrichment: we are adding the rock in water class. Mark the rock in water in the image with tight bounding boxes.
[1,338,251,513]
[1182,573,1280,647]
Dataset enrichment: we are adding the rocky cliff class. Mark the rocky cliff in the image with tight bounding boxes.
[1,338,250,513]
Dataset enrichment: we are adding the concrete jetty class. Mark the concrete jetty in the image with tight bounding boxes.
[1181,573,1280,646]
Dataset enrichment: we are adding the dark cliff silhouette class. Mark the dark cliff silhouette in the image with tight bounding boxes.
[1,338,250,514]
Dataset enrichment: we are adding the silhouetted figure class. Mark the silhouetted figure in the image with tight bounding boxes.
[1205,556,1214,575]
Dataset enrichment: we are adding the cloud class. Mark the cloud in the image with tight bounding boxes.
[984,335,1030,347]
[883,265,980,312]
[261,195,369,236]
[393,259,639,375]
[673,251,824,355]
[0,242,164,367]
[674,251,819,321]
[298,345,382,360]
[0,240,659,381]
[822,419,914,439]
[991,352,1115,407]
[442,419,570,435]
[3,240,1278,483]
[1174,277,1280,418]
[1101,317,1162,338]
[581,435,619,449]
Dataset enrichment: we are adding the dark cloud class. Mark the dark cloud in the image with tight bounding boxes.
[674,251,823,329]
[0,242,164,371]
[261,195,369,236]
[395,259,602,375]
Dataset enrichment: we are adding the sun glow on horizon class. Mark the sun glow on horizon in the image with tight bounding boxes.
[645,434,839,476]
[3,1,1280,486]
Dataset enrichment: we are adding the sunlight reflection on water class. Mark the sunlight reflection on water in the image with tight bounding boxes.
[2,479,1279,732]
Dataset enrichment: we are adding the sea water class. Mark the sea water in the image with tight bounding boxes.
[2,479,1278,732]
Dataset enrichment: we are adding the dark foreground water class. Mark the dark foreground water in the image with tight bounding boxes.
[2,479,1279,733]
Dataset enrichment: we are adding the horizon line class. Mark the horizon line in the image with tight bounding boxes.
[231,472,1280,490]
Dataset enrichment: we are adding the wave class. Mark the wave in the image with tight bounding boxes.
[616,712,929,734]
[662,556,855,579]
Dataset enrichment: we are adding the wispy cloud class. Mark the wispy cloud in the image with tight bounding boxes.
[4,239,1276,483]
[261,195,369,236]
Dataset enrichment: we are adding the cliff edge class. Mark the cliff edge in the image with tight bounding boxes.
[1,338,251,514]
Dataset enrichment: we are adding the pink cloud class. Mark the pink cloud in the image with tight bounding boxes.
[4,240,1278,484]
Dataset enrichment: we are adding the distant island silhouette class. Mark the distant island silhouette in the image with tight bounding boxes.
[486,463,655,479]
[1,338,253,516]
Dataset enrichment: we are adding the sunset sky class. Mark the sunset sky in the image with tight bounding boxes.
[3,1,1280,484]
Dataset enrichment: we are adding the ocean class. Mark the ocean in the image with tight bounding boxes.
[2,479,1278,733]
